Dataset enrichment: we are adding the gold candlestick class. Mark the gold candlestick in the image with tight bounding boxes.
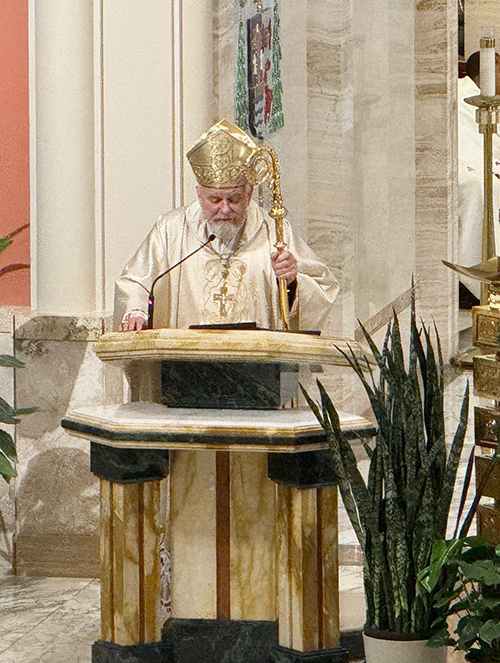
[464,90,500,303]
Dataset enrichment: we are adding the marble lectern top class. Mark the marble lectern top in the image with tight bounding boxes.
[62,402,375,452]
[93,328,366,367]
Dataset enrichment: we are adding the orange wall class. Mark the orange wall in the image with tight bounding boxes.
[0,0,30,306]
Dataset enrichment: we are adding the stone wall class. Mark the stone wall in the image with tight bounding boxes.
[0,313,120,576]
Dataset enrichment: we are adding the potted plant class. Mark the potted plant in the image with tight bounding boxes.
[420,536,500,662]
[302,294,469,663]
[418,440,500,661]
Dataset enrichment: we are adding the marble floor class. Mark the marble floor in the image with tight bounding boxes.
[0,320,483,662]
[0,565,469,663]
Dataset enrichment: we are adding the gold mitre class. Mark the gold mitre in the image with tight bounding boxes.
[186,120,258,188]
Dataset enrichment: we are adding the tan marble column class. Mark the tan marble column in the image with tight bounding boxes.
[414,0,458,360]
[100,478,167,645]
[169,450,277,621]
[276,484,340,652]
[169,450,217,619]
[229,452,276,621]
[464,0,500,58]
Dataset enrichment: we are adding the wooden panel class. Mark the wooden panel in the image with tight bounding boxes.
[477,503,500,545]
[276,484,292,648]
[318,486,340,648]
[100,480,114,641]
[142,480,164,642]
[112,482,140,646]
[216,450,231,618]
[476,455,500,500]
[13,534,98,578]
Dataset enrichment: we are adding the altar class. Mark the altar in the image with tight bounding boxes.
[62,328,374,663]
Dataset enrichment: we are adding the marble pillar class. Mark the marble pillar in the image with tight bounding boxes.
[352,0,416,326]
[101,0,215,312]
[99,479,167,645]
[307,0,357,340]
[276,484,340,652]
[464,0,500,58]
[31,0,96,313]
[414,0,458,360]
[91,443,171,663]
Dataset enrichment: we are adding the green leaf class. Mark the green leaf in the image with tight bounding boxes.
[459,560,500,586]
[14,406,37,416]
[0,450,16,482]
[478,620,500,646]
[0,354,25,368]
[418,538,463,592]
[469,597,500,612]
[426,628,455,648]
[437,382,469,536]
[0,429,16,461]
[456,614,483,649]
[0,397,36,425]
[0,397,20,424]
[0,236,13,254]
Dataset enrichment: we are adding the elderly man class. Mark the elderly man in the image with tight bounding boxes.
[114,120,338,331]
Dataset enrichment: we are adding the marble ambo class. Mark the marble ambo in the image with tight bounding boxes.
[267,449,339,488]
[161,618,278,663]
[90,442,169,482]
[92,639,173,663]
[272,644,348,663]
[161,360,298,409]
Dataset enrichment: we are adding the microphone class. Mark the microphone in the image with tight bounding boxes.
[147,234,216,329]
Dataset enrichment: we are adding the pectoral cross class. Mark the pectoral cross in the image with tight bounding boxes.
[213,283,234,317]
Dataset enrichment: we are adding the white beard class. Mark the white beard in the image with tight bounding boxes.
[206,217,245,251]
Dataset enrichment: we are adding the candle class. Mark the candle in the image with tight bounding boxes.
[480,36,496,96]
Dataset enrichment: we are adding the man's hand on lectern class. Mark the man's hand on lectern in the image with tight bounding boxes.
[271,250,298,284]
[119,310,148,332]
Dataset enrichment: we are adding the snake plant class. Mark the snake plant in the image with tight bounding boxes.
[303,293,469,638]
[0,228,36,483]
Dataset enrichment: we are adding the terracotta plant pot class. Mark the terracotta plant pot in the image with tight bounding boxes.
[363,632,447,663]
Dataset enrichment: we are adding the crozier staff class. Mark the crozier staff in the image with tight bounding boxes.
[114,120,339,331]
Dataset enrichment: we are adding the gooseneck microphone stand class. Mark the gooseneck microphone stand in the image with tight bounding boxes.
[147,234,216,329]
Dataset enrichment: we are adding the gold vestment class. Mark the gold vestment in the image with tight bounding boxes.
[114,200,339,331]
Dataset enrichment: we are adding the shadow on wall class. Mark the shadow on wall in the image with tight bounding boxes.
[15,448,99,576]
[5,315,103,576]
[14,316,99,437]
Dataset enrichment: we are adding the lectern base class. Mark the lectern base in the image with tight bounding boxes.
[160,619,349,663]
[92,639,173,663]
[273,644,349,663]
[161,618,278,663]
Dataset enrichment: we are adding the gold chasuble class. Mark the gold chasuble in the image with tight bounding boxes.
[114,199,339,331]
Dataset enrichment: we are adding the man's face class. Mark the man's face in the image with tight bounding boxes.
[197,184,253,226]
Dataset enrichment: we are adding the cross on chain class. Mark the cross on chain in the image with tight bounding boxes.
[213,282,235,317]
